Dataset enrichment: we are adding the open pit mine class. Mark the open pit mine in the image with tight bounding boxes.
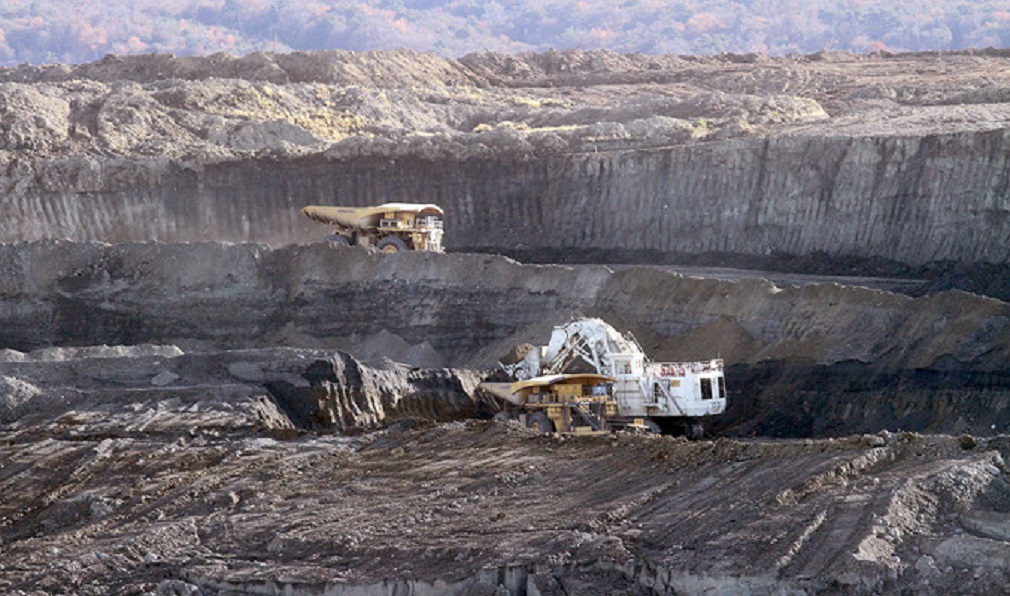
[3,48,1010,595]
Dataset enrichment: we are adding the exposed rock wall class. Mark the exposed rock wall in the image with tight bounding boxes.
[1,50,1009,274]
[346,131,1010,266]
[0,343,484,436]
[722,361,1010,437]
[267,352,486,431]
[3,240,1010,437]
[4,128,1010,268]
[3,241,1008,370]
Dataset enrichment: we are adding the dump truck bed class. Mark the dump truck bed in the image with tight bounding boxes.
[301,203,444,229]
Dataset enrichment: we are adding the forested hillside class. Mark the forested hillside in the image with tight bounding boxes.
[0,0,1008,66]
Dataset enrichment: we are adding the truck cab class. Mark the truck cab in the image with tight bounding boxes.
[484,373,617,434]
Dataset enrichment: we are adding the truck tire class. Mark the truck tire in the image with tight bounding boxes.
[526,411,555,434]
[325,234,351,246]
[688,420,705,440]
[377,236,409,253]
[643,419,662,434]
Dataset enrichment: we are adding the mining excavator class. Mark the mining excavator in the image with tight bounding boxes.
[483,318,726,438]
[301,203,444,253]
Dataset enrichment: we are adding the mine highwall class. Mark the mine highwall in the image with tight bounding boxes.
[2,241,1010,437]
[2,129,1010,267]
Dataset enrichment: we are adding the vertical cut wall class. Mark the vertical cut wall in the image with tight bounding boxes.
[2,129,1009,266]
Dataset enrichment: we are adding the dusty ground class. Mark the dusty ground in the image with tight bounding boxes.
[3,386,1009,594]
[1,337,1009,596]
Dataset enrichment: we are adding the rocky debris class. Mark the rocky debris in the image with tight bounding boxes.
[1,416,1008,594]
[0,374,41,423]
[0,83,71,152]
[0,343,485,440]
[0,75,829,160]
[3,48,1006,151]
[0,49,488,88]
[266,351,486,431]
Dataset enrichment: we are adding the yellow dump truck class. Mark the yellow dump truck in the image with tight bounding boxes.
[480,373,618,434]
[301,203,444,253]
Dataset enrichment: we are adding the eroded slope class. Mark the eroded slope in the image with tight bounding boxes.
[0,50,1009,292]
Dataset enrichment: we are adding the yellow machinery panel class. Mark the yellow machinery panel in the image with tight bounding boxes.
[554,383,583,398]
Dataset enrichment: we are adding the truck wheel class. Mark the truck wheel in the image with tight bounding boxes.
[526,411,555,434]
[325,234,351,246]
[688,420,704,440]
[377,236,409,253]
[643,419,662,434]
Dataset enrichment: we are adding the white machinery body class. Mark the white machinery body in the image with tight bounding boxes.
[503,318,726,419]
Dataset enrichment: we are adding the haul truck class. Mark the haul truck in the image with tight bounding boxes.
[301,203,444,253]
[481,373,618,434]
[494,318,727,438]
